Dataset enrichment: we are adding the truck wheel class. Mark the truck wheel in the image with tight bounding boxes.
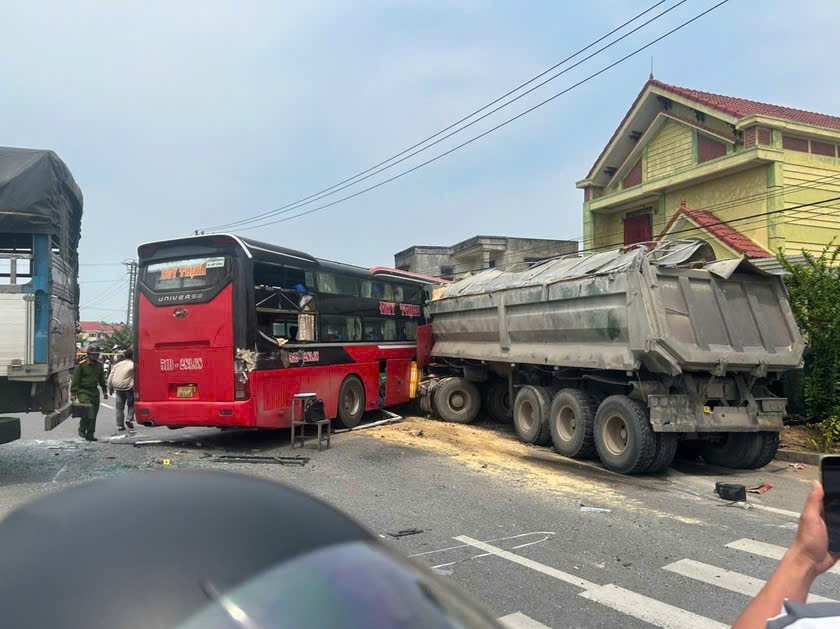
[593,396,656,474]
[740,432,780,469]
[701,434,751,468]
[435,377,481,424]
[646,433,678,473]
[676,439,705,461]
[337,376,366,429]
[513,386,552,445]
[483,380,512,423]
[549,388,596,459]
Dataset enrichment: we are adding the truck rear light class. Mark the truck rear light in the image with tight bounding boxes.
[234,377,250,400]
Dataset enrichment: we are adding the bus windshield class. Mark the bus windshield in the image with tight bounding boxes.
[142,256,229,292]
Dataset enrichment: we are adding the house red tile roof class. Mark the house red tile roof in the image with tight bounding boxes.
[661,204,772,258]
[651,80,840,130]
[79,321,120,333]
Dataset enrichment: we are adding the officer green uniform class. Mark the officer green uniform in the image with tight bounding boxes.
[71,354,108,440]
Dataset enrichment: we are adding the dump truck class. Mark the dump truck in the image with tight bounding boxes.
[416,239,804,474]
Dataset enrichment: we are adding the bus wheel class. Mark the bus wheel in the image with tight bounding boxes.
[593,395,656,474]
[548,388,596,459]
[435,377,481,424]
[337,376,366,429]
[513,386,552,445]
[483,380,512,423]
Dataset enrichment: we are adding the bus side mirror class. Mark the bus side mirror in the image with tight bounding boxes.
[297,313,315,342]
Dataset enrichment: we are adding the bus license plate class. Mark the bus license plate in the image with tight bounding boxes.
[177,386,196,398]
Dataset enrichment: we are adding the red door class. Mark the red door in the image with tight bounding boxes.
[624,213,652,245]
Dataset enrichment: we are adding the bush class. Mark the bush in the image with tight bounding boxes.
[779,243,840,424]
[810,408,840,453]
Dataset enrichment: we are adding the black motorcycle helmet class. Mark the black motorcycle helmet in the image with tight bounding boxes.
[0,471,499,628]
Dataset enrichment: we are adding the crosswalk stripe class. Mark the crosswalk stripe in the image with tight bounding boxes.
[455,536,725,628]
[498,612,552,628]
[580,584,728,629]
[663,558,836,603]
[726,539,840,576]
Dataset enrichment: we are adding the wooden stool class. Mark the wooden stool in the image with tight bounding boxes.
[290,393,331,451]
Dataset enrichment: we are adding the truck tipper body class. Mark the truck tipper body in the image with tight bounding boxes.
[418,240,803,474]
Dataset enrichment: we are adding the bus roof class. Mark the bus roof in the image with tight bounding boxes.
[138,234,441,285]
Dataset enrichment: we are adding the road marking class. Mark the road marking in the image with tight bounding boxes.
[456,536,726,628]
[726,539,840,576]
[749,504,800,519]
[101,402,115,410]
[498,612,551,628]
[408,532,555,558]
[663,558,836,603]
[454,536,599,590]
[579,584,727,629]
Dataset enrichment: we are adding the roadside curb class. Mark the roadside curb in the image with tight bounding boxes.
[774,449,823,466]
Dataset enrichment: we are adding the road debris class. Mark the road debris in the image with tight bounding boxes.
[580,506,612,514]
[788,462,807,470]
[747,483,773,494]
[387,528,424,538]
[133,439,164,447]
[334,411,404,434]
[211,454,309,466]
[715,482,747,502]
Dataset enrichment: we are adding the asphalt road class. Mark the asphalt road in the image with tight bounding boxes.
[1,408,825,628]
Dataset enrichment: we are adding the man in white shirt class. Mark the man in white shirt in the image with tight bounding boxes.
[107,349,135,431]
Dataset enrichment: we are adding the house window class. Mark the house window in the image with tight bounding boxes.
[623,212,652,246]
[488,259,496,269]
[697,133,727,163]
[811,140,836,157]
[757,128,772,145]
[782,135,809,152]
[622,159,643,188]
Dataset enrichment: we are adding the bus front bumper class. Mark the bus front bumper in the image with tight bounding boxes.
[135,400,257,428]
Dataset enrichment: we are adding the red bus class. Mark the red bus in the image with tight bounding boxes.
[134,234,439,429]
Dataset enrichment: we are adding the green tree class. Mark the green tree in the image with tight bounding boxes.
[779,242,840,423]
[108,327,134,351]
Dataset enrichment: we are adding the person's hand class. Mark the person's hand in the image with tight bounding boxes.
[790,481,837,577]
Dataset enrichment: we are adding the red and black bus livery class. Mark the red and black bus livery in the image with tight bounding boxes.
[134,234,440,429]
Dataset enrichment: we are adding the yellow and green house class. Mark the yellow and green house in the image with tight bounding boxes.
[577,79,840,260]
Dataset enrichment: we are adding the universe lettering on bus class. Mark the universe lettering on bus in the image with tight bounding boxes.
[160,357,205,371]
[160,264,208,281]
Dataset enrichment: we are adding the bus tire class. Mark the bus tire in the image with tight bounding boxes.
[435,377,481,424]
[701,434,751,468]
[337,376,366,429]
[513,386,552,445]
[549,388,596,459]
[593,396,656,474]
[740,432,780,470]
[483,380,512,423]
[646,433,678,473]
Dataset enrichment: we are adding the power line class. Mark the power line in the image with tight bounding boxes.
[80,276,129,310]
[205,0,689,232]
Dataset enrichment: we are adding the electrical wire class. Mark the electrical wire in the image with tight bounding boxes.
[205,0,689,231]
[211,1,729,233]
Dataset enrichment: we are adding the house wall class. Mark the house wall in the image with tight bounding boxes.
[646,119,694,180]
[779,152,840,255]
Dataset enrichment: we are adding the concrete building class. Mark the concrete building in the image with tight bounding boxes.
[394,235,578,280]
[577,79,840,260]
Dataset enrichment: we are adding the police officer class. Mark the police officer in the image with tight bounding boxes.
[70,344,109,441]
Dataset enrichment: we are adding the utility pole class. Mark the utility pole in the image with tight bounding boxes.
[123,260,138,327]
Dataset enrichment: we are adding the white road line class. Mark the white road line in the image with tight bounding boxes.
[100,402,115,410]
[454,536,599,590]
[726,539,840,576]
[663,558,836,603]
[749,504,800,519]
[497,612,551,628]
[456,536,726,629]
[408,532,555,558]
[580,584,727,629]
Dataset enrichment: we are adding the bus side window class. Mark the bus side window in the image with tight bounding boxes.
[393,284,403,302]
[317,272,358,296]
[321,315,361,342]
[398,319,418,341]
[361,280,392,300]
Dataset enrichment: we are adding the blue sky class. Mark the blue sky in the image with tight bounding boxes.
[1,0,836,320]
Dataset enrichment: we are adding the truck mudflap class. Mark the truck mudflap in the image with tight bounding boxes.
[647,394,785,432]
[0,417,22,445]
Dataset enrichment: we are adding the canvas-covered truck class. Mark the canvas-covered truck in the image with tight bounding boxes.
[417,239,804,474]
[0,147,82,444]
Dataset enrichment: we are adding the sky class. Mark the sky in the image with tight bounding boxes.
[1,0,837,320]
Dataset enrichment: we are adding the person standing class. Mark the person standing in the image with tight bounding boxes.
[70,345,108,441]
[108,349,135,431]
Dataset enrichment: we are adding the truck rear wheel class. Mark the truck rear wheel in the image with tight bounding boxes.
[337,376,366,429]
[646,433,678,473]
[593,396,656,474]
[435,377,481,424]
[483,380,512,423]
[701,434,751,468]
[513,386,552,445]
[549,388,596,459]
[740,432,780,469]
